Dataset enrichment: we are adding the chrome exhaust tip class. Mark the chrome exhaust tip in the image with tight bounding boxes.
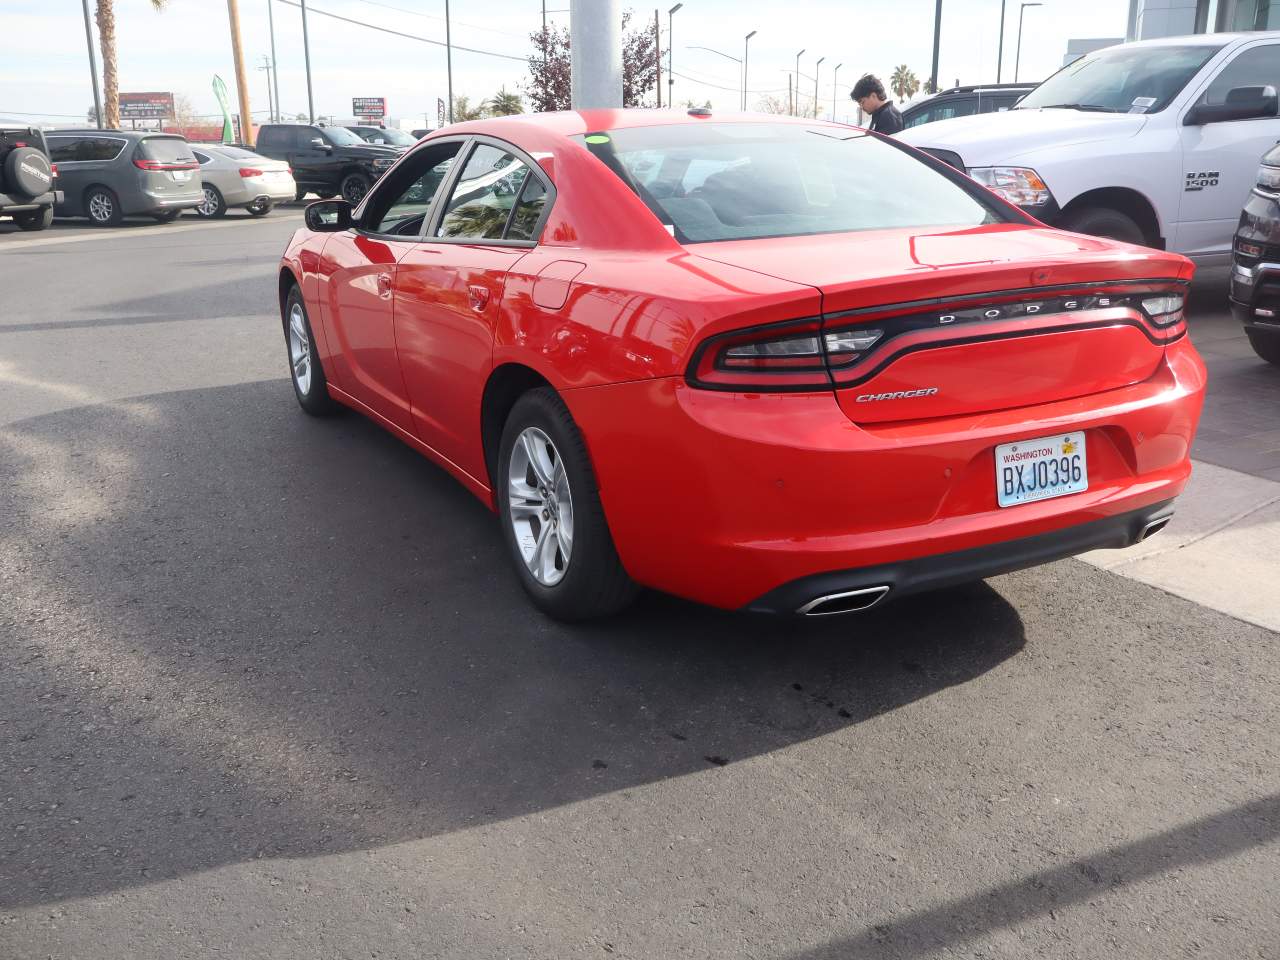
[1139,514,1173,541]
[797,585,891,616]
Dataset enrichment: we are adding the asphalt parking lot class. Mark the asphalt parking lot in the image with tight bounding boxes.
[1,212,1278,959]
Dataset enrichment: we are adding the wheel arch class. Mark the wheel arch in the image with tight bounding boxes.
[480,363,558,491]
[1058,186,1164,248]
[278,265,302,329]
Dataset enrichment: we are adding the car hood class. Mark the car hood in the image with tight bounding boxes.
[899,108,1149,167]
[342,143,401,158]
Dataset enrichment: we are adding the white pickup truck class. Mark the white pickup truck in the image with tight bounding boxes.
[900,32,1280,264]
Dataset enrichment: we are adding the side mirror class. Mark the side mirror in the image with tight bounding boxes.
[309,137,332,151]
[304,199,352,232]
[1185,85,1278,125]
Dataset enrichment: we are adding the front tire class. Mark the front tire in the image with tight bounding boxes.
[497,388,637,621]
[196,184,227,218]
[1247,329,1280,366]
[283,285,341,416]
[340,172,371,205]
[16,207,53,231]
[85,186,122,227]
[1060,205,1146,246]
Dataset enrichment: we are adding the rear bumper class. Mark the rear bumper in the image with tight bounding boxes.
[0,189,59,212]
[221,180,296,206]
[566,338,1205,610]
[746,499,1174,614]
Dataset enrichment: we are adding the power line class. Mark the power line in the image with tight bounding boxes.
[273,0,528,62]
[670,71,787,95]
[347,0,531,40]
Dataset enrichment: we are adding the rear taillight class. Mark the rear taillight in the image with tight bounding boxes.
[239,167,264,177]
[50,163,58,177]
[1140,293,1184,327]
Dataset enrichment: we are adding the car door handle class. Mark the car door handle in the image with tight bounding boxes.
[467,283,490,311]
[377,273,392,297]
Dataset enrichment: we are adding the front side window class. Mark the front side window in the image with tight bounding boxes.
[437,144,534,240]
[577,123,1004,244]
[1199,44,1280,106]
[364,141,462,235]
[1016,43,1222,114]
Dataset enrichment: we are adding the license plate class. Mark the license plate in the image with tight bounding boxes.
[995,431,1087,508]
[172,170,190,181]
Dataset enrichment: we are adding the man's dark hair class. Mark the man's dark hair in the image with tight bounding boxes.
[851,74,887,101]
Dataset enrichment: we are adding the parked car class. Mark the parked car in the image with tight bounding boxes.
[346,125,417,150]
[1229,143,1280,364]
[901,83,1036,129]
[0,124,59,231]
[901,32,1280,261]
[46,129,201,226]
[255,123,399,204]
[190,143,295,218]
[276,110,1204,621]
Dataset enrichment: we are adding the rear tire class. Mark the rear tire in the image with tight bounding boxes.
[196,184,227,218]
[152,209,180,223]
[1059,205,1146,246]
[84,186,122,227]
[16,207,53,231]
[497,388,638,621]
[1247,329,1280,366]
[294,186,308,203]
[283,284,342,417]
[316,191,336,199]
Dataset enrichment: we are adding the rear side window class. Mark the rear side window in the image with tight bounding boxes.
[506,177,548,241]
[193,150,212,164]
[257,127,291,151]
[47,137,81,163]
[577,122,1004,243]
[437,144,534,240]
[140,137,196,164]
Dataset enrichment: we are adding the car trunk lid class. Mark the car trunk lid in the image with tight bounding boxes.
[692,224,1191,424]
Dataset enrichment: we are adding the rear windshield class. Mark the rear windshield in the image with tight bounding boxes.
[575,123,1004,243]
[213,145,264,160]
[1016,43,1222,114]
[139,137,196,163]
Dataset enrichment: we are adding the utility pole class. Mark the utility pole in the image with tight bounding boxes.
[743,30,756,111]
[267,0,281,122]
[655,9,662,108]
[794,49,804,115]
[929,0,942,96]
[814,56,823,119]
[571,0,622,108]
[301,0,315,122]
[1014,2,1042,82]
[226,0,254,144]
[833,62,841,123]
[260,55,275,123]
[788,73,792,117]
[80,0,103,128]
[445,0,454,122]
[667,4,682,108]
[997,0,1007,82]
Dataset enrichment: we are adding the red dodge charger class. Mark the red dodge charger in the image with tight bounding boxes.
[277,110,1205,620]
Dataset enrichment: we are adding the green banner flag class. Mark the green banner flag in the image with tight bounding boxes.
[212,75,233,143]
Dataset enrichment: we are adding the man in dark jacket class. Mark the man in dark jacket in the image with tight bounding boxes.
[850,74,903,135]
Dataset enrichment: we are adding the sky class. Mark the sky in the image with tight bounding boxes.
[1,0,1130,129]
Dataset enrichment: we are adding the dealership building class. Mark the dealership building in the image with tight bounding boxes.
[1127,0,1277,39]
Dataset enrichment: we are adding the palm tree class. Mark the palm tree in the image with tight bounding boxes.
[452,95,488,122]
[96,1,168,130]
[889,64,919,103]
[488,88,524,116]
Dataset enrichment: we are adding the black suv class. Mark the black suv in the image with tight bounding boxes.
[1,125,59,231]
[1229,143,1280,366]
[255,123,399,204]
[901,83,1036,129]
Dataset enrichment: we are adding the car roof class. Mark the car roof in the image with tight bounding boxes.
[48,129,184,139]
[434,108,846,143]
[1118,30,1274,48]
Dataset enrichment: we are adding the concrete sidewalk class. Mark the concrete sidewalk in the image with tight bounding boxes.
[1080,459,1280,632]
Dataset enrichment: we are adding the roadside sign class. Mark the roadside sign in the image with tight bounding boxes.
[120,92,175,120]
[437,97,446,125]
[352,97,386,120]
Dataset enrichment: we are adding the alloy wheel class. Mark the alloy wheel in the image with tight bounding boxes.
[288,303,311,395]
[341,175,368,204]
[88,193,113,223]
[507,427,574,586]
[197,187,219,216]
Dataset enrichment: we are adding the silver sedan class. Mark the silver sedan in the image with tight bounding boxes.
[190,144,295,218]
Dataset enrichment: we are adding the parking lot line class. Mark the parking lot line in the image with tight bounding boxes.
[1,213,303,250]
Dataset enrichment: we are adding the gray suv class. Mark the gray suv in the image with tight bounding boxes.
[46,130,203,226]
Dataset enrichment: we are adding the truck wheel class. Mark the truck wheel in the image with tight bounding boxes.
[85,186,123,227]
[294,186,308,202]
[1060,206,1146,246]
[1247,329,1280,366]
[16,207,53,231]
[340,172,371,204]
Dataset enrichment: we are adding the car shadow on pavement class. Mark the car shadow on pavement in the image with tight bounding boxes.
[0,379,1027,909]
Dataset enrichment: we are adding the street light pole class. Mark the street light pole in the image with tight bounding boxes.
[996,0,1007,82]
[668,4,682,108]
[445,0,454,121]
[743,31,757,111]
[80,0,103,128]
[833,62,841,123]
[1014,2,1042,82]
[794,48,804,115]
[300,0,315,122]
[929,0,942,96]
[267,0,281,122]
[814,56,824,119]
